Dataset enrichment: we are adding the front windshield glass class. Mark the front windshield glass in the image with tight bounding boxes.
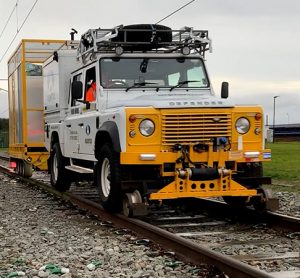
[100,57,209,89]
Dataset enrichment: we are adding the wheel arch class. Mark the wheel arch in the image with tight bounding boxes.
[95,121,121,159]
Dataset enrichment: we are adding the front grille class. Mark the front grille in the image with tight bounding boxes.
[161,112,232,145]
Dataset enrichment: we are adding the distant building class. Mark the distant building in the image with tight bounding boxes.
[268,124,300,142]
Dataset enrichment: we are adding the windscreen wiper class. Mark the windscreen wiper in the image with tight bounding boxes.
[169,80,200,91]
[125,82,157,92]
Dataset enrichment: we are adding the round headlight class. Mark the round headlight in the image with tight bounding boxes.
[235,117,250,134]
[139,119,155,137]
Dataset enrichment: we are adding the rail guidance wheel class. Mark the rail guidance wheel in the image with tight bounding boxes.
[96,143,122,212]
[123,193,134,217]
[123,190,143,217]
[50,143,71,191]
[253,188,279,212]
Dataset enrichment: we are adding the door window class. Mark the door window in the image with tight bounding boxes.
[71,73,83,107]
[84,67,96,103]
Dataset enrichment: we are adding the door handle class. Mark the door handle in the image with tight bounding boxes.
[66,124,71,127]
[78,123,84,127]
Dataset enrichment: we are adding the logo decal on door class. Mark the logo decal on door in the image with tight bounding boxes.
[85,125,91,135]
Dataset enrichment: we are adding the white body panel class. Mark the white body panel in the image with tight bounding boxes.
[64,107,98,160]
[44,50,232,162]
[43,50,80,152]
[104,89,233,109]
[43,50,79,117]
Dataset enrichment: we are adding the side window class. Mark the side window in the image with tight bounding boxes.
[84,67,96,102]
[71,73,83,106]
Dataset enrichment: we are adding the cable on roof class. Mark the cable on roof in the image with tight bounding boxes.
[0,0,39,64]
[155,0,196,24]
[0,1,18,39]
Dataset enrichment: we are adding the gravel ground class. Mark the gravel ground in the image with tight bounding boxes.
[0,172,213,278]
[273,191,300,218]
[0,159,299,278]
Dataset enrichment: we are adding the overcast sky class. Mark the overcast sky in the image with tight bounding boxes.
[0,0,299,124]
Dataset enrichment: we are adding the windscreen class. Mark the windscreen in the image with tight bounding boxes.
[100,57,209,89]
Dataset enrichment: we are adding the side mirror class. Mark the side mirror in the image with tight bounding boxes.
[72,81,83,99]
[221,81,229,99]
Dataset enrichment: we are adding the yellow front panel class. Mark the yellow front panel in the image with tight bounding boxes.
[231,106,264,151]
[127,108,161,147]
[123,106,267,165]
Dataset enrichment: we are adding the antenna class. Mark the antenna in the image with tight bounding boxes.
[155,0,196,24]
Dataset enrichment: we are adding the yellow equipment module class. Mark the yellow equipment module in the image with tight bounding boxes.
[7,39,68,176]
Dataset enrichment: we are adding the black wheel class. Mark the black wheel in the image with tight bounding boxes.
[23,161,33,177]
[50,143,71,191]
[95,143,122,212]
[16,160,32,177]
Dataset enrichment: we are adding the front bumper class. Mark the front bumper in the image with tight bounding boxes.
[149,170,258,200]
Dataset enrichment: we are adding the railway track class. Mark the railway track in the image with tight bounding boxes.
[0,154,299,278]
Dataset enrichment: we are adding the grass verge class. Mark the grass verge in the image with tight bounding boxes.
[264,142,300,193]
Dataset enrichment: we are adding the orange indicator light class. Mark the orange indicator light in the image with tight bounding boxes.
[129,115,137,123]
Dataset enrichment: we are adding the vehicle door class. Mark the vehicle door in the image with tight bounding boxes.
[64,73,84,158]
[76,65,98,158]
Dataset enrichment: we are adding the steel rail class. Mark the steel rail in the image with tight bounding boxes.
[70,194,275,278]
[265,211,300,232]
[0,163,275,278]
[193,198,300,232]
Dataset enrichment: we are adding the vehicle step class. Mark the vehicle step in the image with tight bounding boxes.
[65,165,93,174]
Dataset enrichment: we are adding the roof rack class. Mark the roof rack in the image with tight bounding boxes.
[77,25,212,63]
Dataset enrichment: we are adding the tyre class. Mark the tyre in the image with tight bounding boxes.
[16,160,32,177]
[50,143,71,191]
[95,143,123,212]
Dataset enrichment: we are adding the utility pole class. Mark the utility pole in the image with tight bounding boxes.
[273,96,279,143]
